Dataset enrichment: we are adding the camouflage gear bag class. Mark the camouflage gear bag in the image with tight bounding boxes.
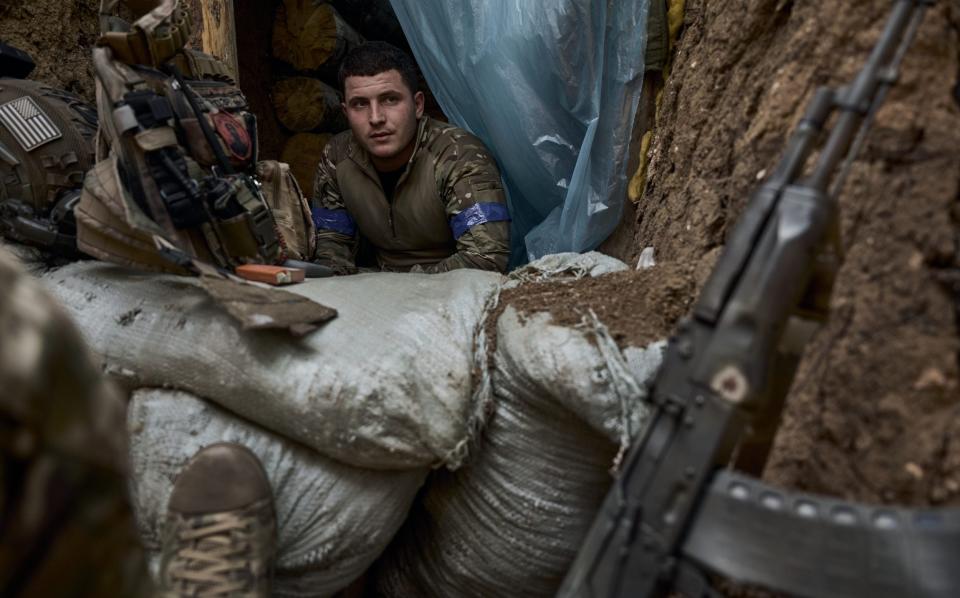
[76,0,314,274]
[0,48,98,256]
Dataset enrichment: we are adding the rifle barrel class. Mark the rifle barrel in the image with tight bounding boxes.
[807,0,928,191]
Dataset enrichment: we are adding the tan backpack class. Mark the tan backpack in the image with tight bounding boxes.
[76,0,314,274]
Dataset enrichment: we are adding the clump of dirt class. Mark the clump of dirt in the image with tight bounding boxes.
[0,1,101,101]
[492,263,697,351]
[634,0,960,506]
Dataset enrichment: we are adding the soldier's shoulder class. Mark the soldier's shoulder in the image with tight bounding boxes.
[421,118,493,161]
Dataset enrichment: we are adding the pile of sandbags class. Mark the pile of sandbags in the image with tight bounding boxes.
[36,251,670,597]
[42,261,501,470]
[37,259,503,594]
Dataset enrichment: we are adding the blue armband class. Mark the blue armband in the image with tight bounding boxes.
[450,202,511,240]
[312,207,357,237]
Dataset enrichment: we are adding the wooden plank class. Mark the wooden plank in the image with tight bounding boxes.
[329,0,407,50]
[200,0,239,82]
[272,76,346,133]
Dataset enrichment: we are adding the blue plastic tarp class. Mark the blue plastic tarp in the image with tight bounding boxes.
[388,0,649,263]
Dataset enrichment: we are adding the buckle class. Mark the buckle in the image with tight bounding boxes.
[122,90,173,128]
[246,205,279,260]
[160,186,206,229]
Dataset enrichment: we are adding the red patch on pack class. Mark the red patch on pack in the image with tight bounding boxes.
[211,112,253,163]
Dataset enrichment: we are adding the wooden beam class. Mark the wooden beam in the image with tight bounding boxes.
[329,0,407,50]
[199,0,239,82]
[273,1,363,72]
[272,77,346,133]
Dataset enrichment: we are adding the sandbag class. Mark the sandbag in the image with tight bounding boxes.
[501,250,631,287]
[128,389,426,598]
[41,260,502,470]
[374,254,666,597]
[38,249,664,596]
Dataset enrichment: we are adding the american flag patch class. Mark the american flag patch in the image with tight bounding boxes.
[0,96,61,152]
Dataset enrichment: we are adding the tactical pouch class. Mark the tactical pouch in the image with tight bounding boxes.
[257,160,316,261]
[76,0,304,274]
[97,0,193,68]
[76,156,189,273]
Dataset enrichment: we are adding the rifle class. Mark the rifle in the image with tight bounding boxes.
[559,1,960,596]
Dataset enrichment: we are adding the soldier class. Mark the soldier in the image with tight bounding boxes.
[0,247,278,597]
[0,246,145,596]
[312,42,511,274]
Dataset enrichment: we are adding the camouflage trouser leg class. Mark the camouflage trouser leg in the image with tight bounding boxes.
[0,247,149,597]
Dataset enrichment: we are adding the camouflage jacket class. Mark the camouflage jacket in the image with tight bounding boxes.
[311,117,511,274]
[0,246,147,597]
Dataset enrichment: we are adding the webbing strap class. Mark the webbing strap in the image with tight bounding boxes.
[681,470,960,597]
[164,63,234,175]
[147,150,206,228]
[227,179,281,262]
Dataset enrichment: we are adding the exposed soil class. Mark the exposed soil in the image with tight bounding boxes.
[634,0,960,506]
[0,0,100,101]
[496,263,697,351]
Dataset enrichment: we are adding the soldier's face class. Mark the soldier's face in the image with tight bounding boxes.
[343,70,424,172]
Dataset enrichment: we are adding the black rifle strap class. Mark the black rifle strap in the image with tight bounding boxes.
[164,62,236,175]
[680,470,960,598]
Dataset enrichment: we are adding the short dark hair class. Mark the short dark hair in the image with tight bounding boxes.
[338,41,420,96]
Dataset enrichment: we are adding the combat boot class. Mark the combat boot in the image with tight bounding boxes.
[158,443,276,597]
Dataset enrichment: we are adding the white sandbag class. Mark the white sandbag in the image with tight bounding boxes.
[374,254,666,597]
[41,261,501,470]
[128,389,427,598]
[502,250,630,288]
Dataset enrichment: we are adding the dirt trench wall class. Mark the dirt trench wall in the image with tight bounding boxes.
[0,0,100,101]
[636,0,960,505]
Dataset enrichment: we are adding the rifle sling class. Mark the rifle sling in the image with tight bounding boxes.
[680,470,960,598]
